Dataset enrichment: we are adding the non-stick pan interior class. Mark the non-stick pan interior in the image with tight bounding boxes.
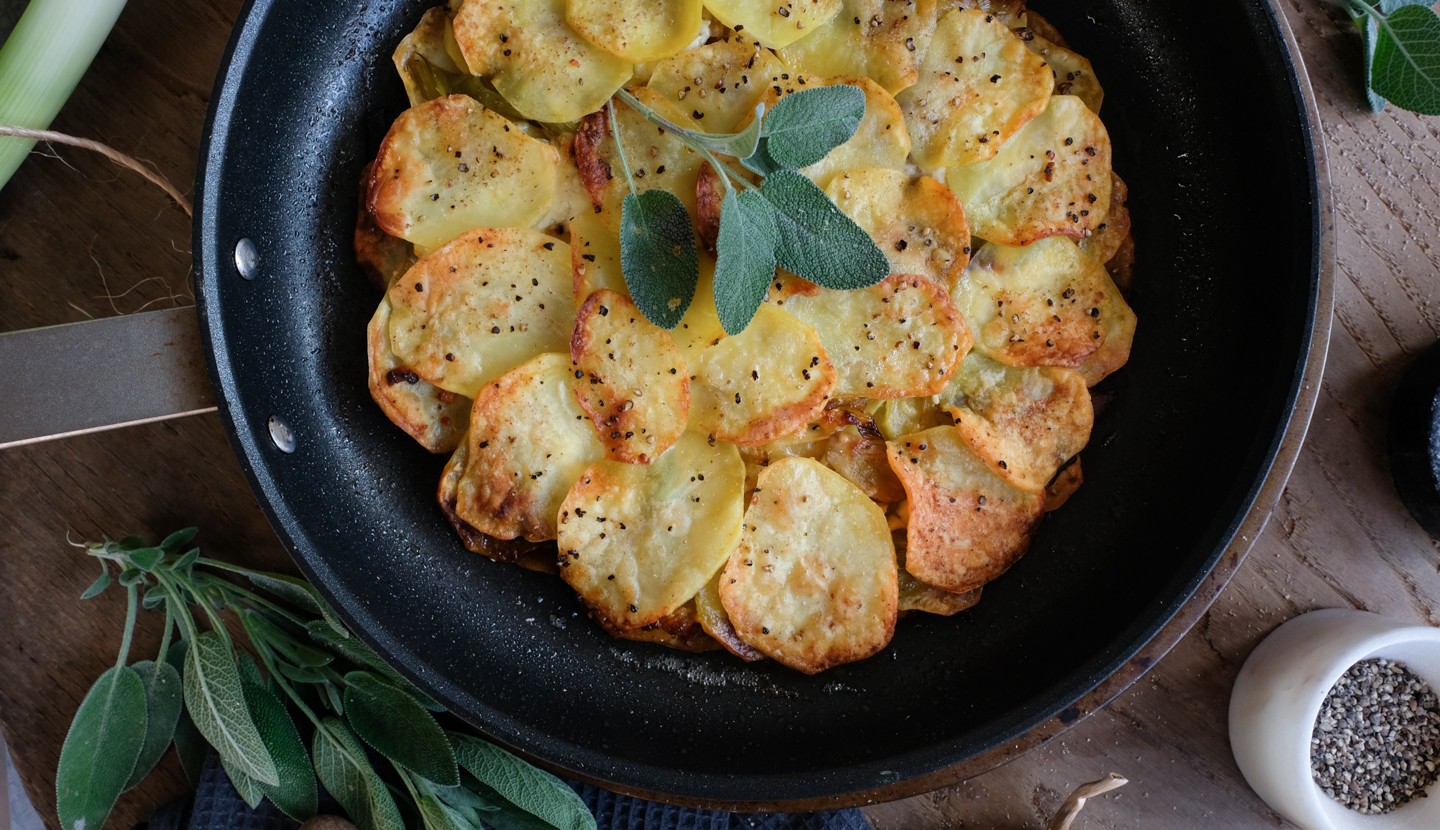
[195,0,1320,804]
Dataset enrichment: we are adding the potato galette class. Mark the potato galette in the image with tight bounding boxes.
[362,1,1135,673]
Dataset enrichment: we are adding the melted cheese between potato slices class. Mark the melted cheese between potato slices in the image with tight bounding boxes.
[361,0,1134,672]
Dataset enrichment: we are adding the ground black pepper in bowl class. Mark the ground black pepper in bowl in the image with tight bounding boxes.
[1311,658,1440,814]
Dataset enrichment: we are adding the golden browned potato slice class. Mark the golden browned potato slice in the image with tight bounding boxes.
[1044,457,1083,511]
[604,601,722,652]
[393,8,464,108]
[1077,172,1129,267]
[565,0,705,63]
[886,426,1045,593]
[953,236,1110,369]
[777,0,939,95]
[558,430,746,629]
[704,0,844,49]
[368,95,560,252]
[571,290,690,463]
[438,440,550,567]
[896,9,1052,171]
[354,164,417,291]
[1028,34,1103,113]
[1021,8,1068,46]
[387,228,574,397]
[1073,264,1136,386]
[939,0,1026,26]
[646,39,786,134]
[946,94,1113,246]
[569,207,628,303]
[452,0,633,124]
[940,352,1093,492]
[573,89,704,230]
[453,352,605,541]
[821,429,907,502]
[534,136,598,239]
[695,571,766,661]
[772,273,970,398]
[368,295,471,453]
[899,572,982,615]
[719,457,898,673]
[690,305,837,445]
[825,167,972,290]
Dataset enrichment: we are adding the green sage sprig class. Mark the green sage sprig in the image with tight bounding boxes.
[610,85,890,335]
[57,529,595,830]
[1340,0,1440,114]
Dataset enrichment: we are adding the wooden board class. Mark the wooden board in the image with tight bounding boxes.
[1,0,1439,828]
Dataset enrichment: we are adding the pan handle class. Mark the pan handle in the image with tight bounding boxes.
[0,306,215,450]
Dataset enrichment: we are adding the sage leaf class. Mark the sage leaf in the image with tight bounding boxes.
[56,666,148,830]
[222,759,267,810]
[239,657,319,820]
[758,170,890,290]
[277,661,329,684]
[184,630,280,786]
[124,660,183,790]
[119,568,144,587]
[116,534,146,551]
[159,527,199,552]
[243,609,334,668]
[127,547,164,571]
[247,570,326,617]
[620,190,700,329]
[763,85,866,169]
[81,567,112,600]
[1371,4,1440,114]
[344,670,458,786]
[308,621,444,711]
[713,190,780,335]
[740,138,781,176]
[416,790,467,830]
[450,732,596,830]
[174,548,201,572]
[1379,0,1434,14]
[167,642,208,786]
[313,719,405,830]
[141,588,167,610]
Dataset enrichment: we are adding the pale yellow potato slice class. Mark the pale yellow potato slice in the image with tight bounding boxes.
[875,396,950,440]
[647,38,787,134]
[566,0,705,63]
[674,255,728,366]
[940,352,1093,493]
[1028,34,1103,114]
[690,305,837,445]
[1073,265,1136,387]
[886,426,1045,593]
[896,9,1052,171]
[704,0,843,49]
[946,94,1113,246]
[571,290,690,463]
[899,569,982,615]
[393,7,464,108]
[719,457,898,674]
[953,236,1110,369]
[558,430,745,629]
[367,295,471,453]
[452,0,633,124]
[825,167,972,290]
[367,95,560,252]
[387,228,574,397]
[453,353,605,541]
[534,135,597,239]
[1077,172,1130,267]
[771,273,970,398]
[937,0,1026,26]
[776,0,939,95]
[573,88,704,230]
[569,207,628,303]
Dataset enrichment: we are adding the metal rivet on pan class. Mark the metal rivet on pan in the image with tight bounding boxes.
[234,238,259,280]
[267,416,296,453]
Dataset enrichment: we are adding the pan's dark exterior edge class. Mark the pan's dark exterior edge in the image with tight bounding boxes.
[193,0,1332,810]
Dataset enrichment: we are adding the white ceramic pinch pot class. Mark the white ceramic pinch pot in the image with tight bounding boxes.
[1230,608,1440,830]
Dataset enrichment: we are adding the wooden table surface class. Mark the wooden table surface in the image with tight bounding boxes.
[2,1,1437,828]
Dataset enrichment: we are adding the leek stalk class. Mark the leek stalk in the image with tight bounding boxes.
[0,0,127,191]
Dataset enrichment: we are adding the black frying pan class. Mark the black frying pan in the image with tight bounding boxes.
[193,0,1329,808]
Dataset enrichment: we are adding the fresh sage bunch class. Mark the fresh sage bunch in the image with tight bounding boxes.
[1338,0,1440,114]
[608,84,889,335]
[57,529,595,830]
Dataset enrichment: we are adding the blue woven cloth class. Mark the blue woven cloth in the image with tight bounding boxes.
[145,753,872,830]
